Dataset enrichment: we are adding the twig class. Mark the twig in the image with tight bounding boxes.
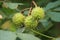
[32,0,37,7]
[28,0,33,16]
[31,29,55,39]
[21,8,30,13]
[28,7,32,16]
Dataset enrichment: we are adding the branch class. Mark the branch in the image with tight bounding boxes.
[21,8,30,13]
[32,0,37,7]
[31,29,55,39]
[28,7,32,16]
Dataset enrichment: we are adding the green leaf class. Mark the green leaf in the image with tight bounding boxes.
[47,12,60,22]
[53,7,60,12]
[40,19,53,31]
[2,8,17,17]
[23,10,29,16]
[0,30,17,40]
[5,3,24,9]
[36,0,49,7]
[45,0,60,11]
[17,33,41,40]
[17,27,25,33]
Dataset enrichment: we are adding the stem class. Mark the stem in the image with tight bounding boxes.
[28,1,33,16]
[21,8,30,13]
[31,29,55,39]
[28,7,32,16]
[32,0,37,7]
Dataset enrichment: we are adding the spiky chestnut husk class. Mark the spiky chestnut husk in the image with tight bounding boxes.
[31,7,45,20]
[12,13,25,26]
[24,16,38,29]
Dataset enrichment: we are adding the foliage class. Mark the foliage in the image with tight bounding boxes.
[0,0,60,40]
